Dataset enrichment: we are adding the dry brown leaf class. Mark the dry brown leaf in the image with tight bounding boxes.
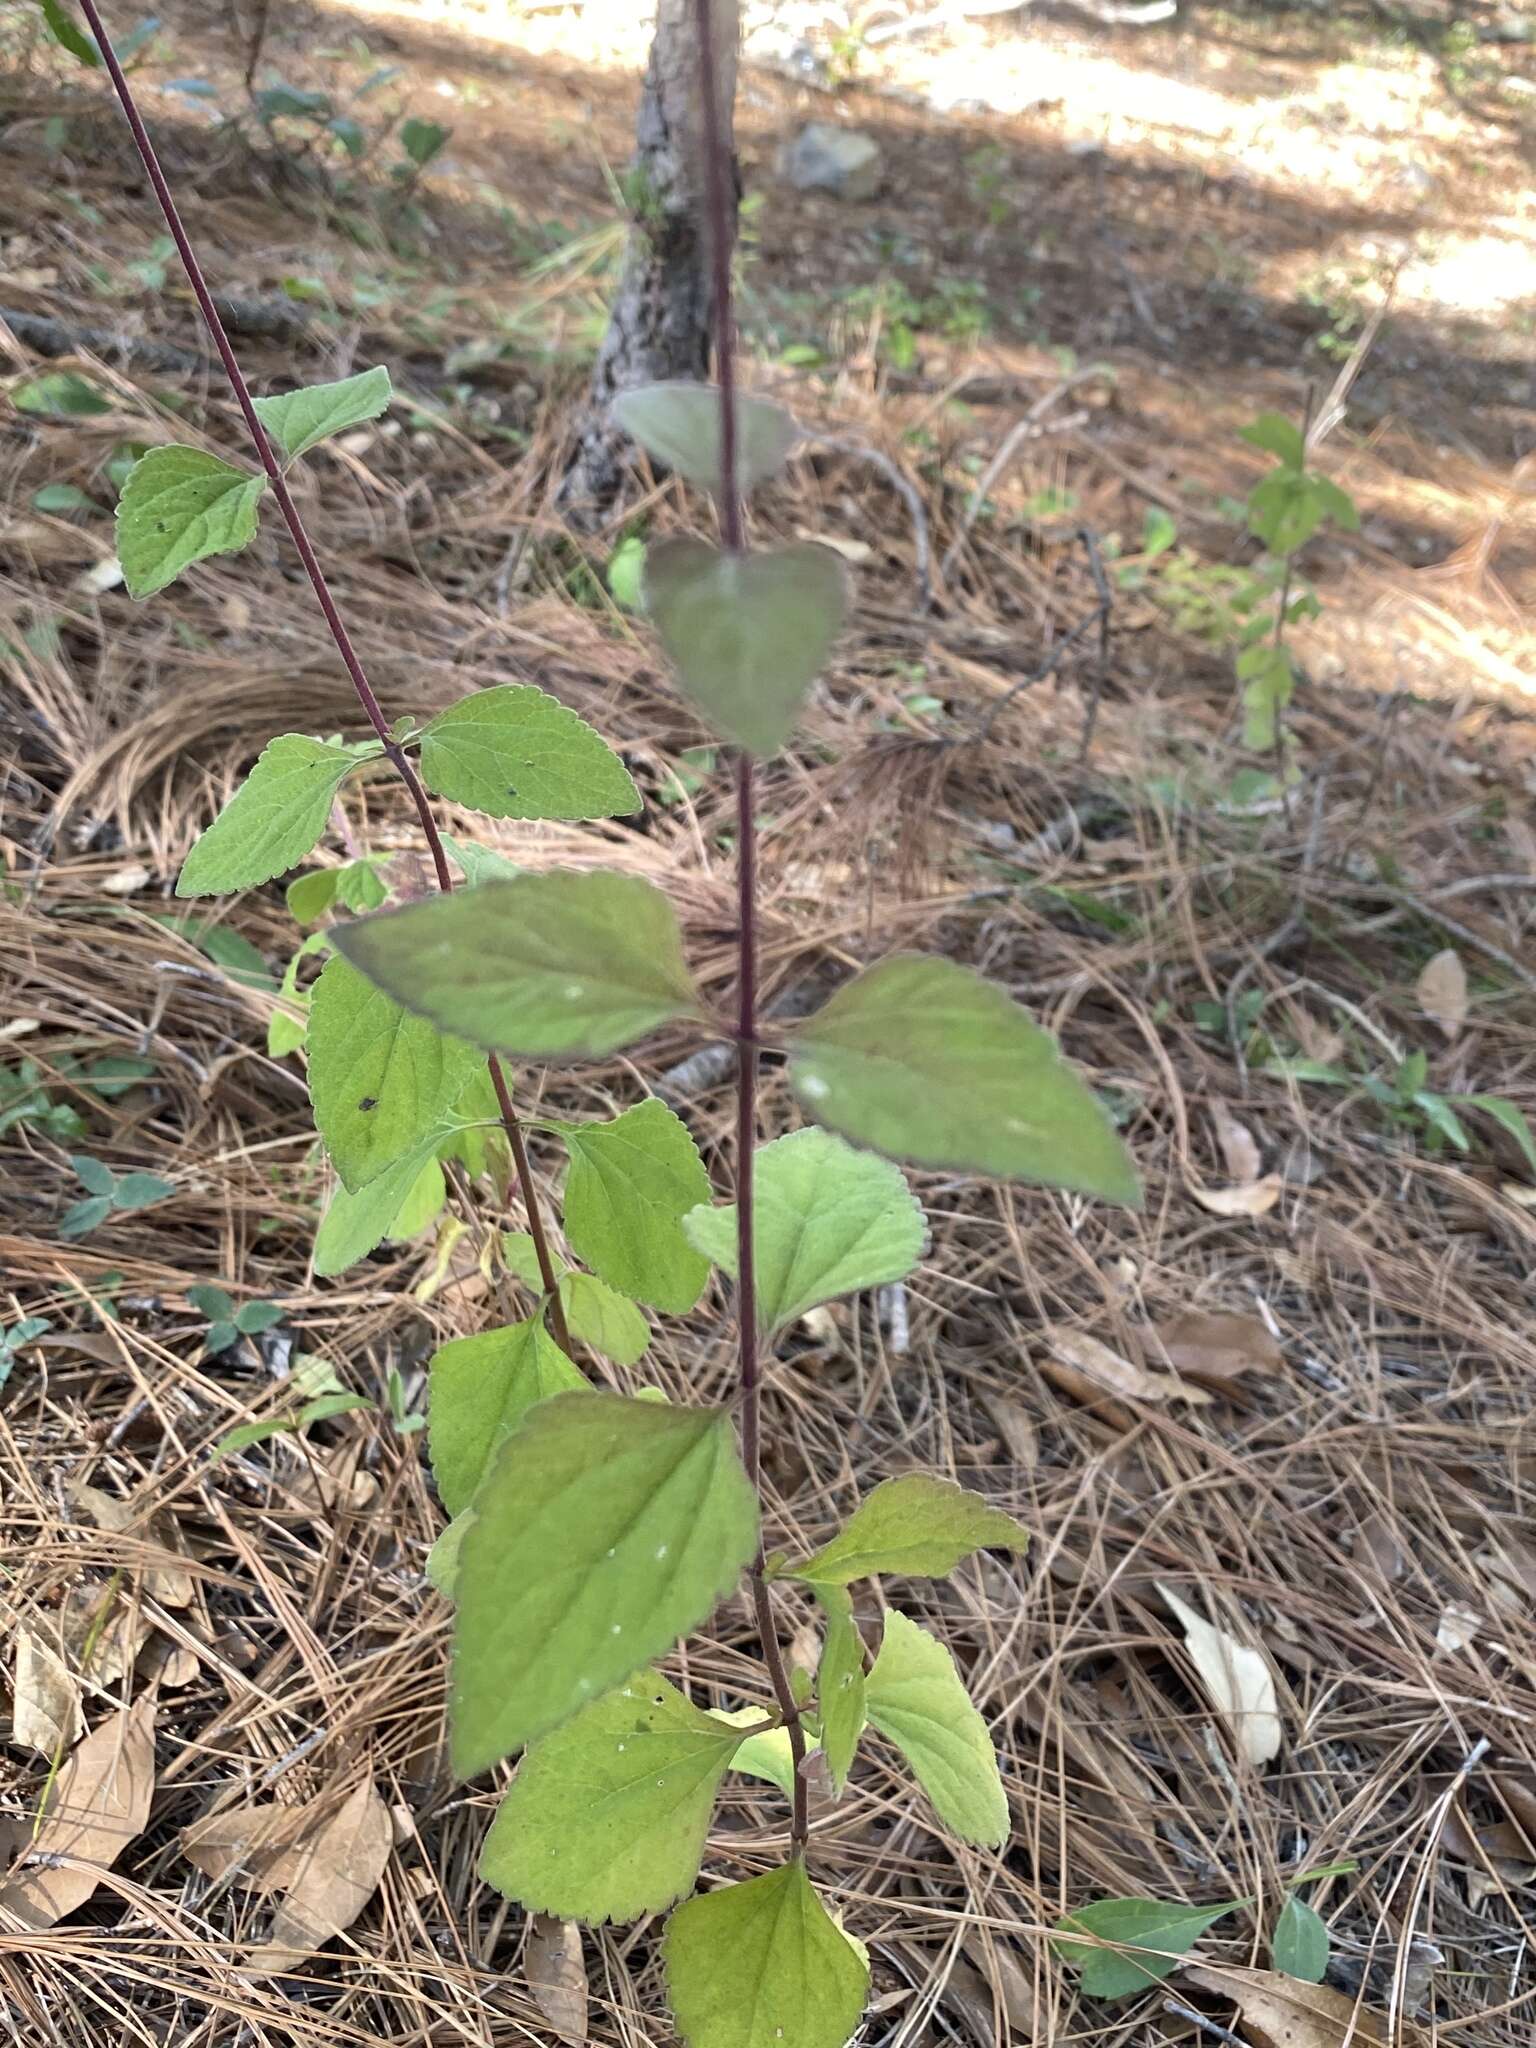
[1040,1331,1212,1428]
[69,1480,196,1606]
[181,1801,315,1892]
[1150,1310,1283,1389]
[1182,1963,1429,2047]
[982,1391,1039,1468]
[1210,1100,1263,1184]
[12,1628,81,1756]
[0,1694,157,1930]
[1416,947,1468,1039]
[1158,1584,1282,1767]
[1435,1602,1480,1653]
[60,1583,153,1686]
[246,1776,391,1973]
[526,1914,589,2044]
[1192,1174,1283,1218]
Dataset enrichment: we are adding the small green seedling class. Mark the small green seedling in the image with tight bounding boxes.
[186,1284,285,1357]
[60,1155,175,1238]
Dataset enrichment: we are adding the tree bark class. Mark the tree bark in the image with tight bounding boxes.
[562,0,739,516]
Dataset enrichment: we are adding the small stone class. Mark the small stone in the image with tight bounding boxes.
[780,122,882,203]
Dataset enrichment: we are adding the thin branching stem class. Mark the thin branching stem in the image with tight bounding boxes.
[693,0,809,1850]
[77,0,572,1354]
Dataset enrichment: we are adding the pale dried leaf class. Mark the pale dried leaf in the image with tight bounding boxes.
[1435,1602,1480,1654]
[1150,1310,1283,1388]
[60,1584,153,1687]
[246,1777,391,1972]
[68,1480,195,1605]
[13,1628,81,1757]
[526,1914,589,2044]
[1158,1583,1281,1767]
[982,1391,1038,1468]
[1192,1174,1283,1218]
[1181,1963,1429,2047]
[1210,1100,1262,1184]
[0,1695,157,1930]
[180,1801,314,1893]
[1416,948,1467,1039]
[1041,1331,1213,1426]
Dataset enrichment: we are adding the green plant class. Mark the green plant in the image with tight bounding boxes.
[59,1154,174,1238]
[186,1283,284,1357]
[213,1352,375,1459]
[88,2,1140,2042]
[1268,1044,1536,1174]
[1056,1861,1355,1999]
[0,1317,51,1392]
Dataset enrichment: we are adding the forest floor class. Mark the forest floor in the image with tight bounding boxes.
[2,1,1535,2044]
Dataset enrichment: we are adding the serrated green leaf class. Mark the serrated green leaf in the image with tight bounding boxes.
[252,366,392,465]
[312,1131,451,1275]
[788,1474,1027,1586]
[1272,1894,1329,1983]
[418,684,640,823]
[644,539,846,756]
[333,872,699,1059]
[308,955,481,1191]
[813,1587,865,1793]
[335,859,388,912]
[554,1099,711,1312]
[710,1708,797,1798]
[452,1391,757,1773]
[1247,469,1325,555]
[560,1271,650,1366]
[790,955,1139,1202]
[682,1127,926,1337]
[663,1858,868,2048]
[864,1611,1007,1847]
[286,868,340,924]
[480,1671,742,1924]
[39,0,100,66]
[427,1316,586,1516]
[1238,413,1304,468]
[116,446,267,598]
[177,735,356,897]
[613,382,798,497]
[1051,1895,1242,1999]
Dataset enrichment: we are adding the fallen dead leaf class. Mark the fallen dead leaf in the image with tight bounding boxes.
[1150,1310,1283,1389]
[1210,1100,1263,1184]
[982,1391,1038,1468]
[181,1800,315,1893]
[526,1914,589,2044]
[246,1776,392,1973]
[1435,1602,1480,1654]
[1417,948,1468,1039]
[68,1480,196,1606]
[1181,1963,1429,2047]
[0,1694,157,1930]
[1040,1331,1213,1429]
[1158,1583,1282,1767]
[1192,1175,1283,1218]
[60,1583,153,1687]
[12,1628,81,1756]
[796,528,872,564]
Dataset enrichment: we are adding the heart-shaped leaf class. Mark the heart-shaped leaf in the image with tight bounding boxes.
[644,539,846,756]
[613,382,798,497]
[177,735,358,897]
[252,366,392,466]
[418,685,640,823]
[117,446,267,599]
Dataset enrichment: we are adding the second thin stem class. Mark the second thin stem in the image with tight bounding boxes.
[77,0,571,1355]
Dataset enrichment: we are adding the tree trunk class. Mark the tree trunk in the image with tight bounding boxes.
[562,0,739,515]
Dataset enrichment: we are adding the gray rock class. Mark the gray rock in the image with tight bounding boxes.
[779,122,883,202]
